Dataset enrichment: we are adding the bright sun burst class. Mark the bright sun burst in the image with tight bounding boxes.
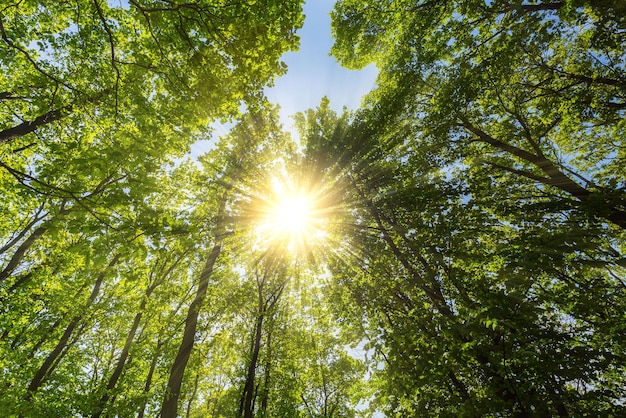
[274,194,312,235]
[255,179,327,254]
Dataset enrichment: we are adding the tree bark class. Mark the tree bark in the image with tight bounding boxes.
[93,254,183,417]
[239,270,285,418]
[241,312,264,418]
[259,322,273,415]
[160,198,228,418]
[23,254,120,403]
[185,373,200,418]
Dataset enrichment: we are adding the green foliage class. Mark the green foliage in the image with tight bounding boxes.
[2,1,625,417]
[332,0,626,228]
[324,1,626,415]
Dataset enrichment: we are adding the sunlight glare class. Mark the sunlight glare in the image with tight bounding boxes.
[275,195,311,235]
[255,179,327,254]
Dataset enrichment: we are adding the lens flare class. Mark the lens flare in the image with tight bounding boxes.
[274,195,312,235]
[253,178,328,255]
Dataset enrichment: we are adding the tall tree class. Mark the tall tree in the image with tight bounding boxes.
[331,0,626,229]
[238,262,287,418]
[160,109,290,417]
[301,96,626,415]
[1,0,303,146]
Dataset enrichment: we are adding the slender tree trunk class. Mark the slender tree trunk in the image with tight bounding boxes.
[160,198,228,418]
[93,255,183,417]
[22,318,62,361]
[448,370,471,401]
[92,298,148,417]
[185,372,200,418]
[0,206,70,284]
[138,338,162,418]
[242,312,264,418]
[259,322,273,415]
[23,254,120,403]
[240,272,285,418]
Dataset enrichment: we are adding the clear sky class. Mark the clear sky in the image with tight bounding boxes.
[264,0,378,132]
[189,0,377,158]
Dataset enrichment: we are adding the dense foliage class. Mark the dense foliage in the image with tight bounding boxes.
[326,0,626,416]
[1,1,625,417]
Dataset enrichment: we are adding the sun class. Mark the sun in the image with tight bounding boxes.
[274,194,312,235]
[254,179,327,254]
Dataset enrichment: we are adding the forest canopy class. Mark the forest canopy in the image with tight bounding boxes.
[1,0,625,417]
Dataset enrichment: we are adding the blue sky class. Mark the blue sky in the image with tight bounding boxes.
[265,0,378,132]
[190,0,377,157]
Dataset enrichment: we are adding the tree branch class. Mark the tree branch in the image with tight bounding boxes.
[93,0,121,115]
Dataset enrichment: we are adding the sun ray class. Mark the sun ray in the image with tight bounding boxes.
[250,174,333,258]
[272,194,313,235]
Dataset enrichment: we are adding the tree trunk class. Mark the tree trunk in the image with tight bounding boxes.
[259,322,273,415]
[160,198,228,418]
[240,271,285,418]
[92,298,148,417]
[93,255,183,417]
[23,254,120,403]
[242,312,264,418]
[0,206,70,285]
[137,338,162,418]
[185,373,200,418]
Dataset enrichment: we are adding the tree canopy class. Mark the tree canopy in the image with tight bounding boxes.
[1,1,625,417]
